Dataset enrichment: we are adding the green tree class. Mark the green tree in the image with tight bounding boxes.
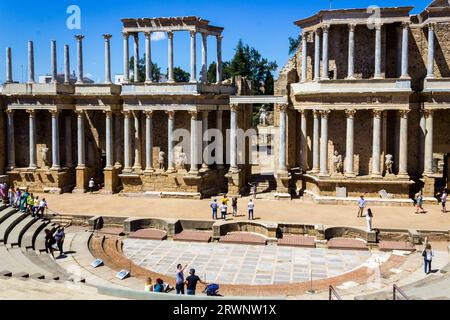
[172,67,190,82]
[288,34,302,55]
[130,55,161,82]
[207,61,231,83]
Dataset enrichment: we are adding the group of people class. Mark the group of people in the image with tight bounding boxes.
[357,195,374,232]
[414,189,447,214]
[44,227,65,259]
[7,187,48,218]
[210,195,255,221]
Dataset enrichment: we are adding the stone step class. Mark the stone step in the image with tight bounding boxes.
[0,246,30,278]
[7,247,59,280]
[24,250,72,280]
[0,211,26,243]
[6,216,39,247]
[0,207,18,225]
[21,219,51,250]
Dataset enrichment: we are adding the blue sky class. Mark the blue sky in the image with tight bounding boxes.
[0,0,430,83]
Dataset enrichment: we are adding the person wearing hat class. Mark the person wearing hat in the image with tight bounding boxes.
[185,268,206,295]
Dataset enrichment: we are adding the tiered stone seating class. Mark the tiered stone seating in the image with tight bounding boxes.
[327,237,368,250]
[378,241,416,252]
[173,230,212,242]
[128,228,167,240]
[277,234,316,248]
[219,232,267,245]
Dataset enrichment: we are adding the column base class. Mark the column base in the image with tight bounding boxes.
[346,76,356,80]
[397,173,410,180]
[400,75,411,80]
[344,172,357,178]
[371,173,382,178]
[74,166,88,193]
[318,172,330,177]
[103,167,118,194]
[426,75,435,80]
[144,168,155,174]
[166,168,177,174]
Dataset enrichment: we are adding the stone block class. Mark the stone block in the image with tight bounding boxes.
[367,231,377,244]
[88,216,104,231]
[336,186,347,198]
[408,229,421,245]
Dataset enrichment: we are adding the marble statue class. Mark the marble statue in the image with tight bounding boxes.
[158,151,165,170]
[41,146,49,167]
[259,107,267,126]
[385,154,394,174]
[178,150,187,170]
[333,150,343,174]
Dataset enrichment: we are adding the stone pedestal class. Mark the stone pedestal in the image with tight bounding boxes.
[225,169,244,196]
[103,167,119,194]
[275,171,292,199]
[74,167,88,193]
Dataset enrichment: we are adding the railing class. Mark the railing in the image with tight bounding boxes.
[393,284,409,300]
[329,285,342,300]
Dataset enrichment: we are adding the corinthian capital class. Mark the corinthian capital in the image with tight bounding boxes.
[345,109,356,118]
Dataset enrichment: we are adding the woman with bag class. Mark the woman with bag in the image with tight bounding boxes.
[422,243,433,274]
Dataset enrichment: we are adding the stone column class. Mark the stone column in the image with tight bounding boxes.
[301,32,308,82]
[123,111,131,171]
[321,24,330,80]
[190,31,197,83]
[75,35,84,84]
[105,111,113,168]
[201,33,208,83]
[144,32,152,83]
[114,112,122,168]
[133,33,139,82]
[123,32,130,83]
[216,35,223,84]
[278,104,288,173]
[216,109,224,169]
[189,111,199,174]
[27,109,37,169]
[347,24,356,79]
[230,104,238,171]
[51,40,57,83]
[50,110,60,169]
[299,110,308,171]
[201,111,209,170]
[374,24,382,79]
[6,110,15,170]
[103,34,112,84]
[419,110,426,174]
[167,31,174,83]
[144,111,154,172]
[319,110,330,176]
[65,116,72,167]
[314,29,321,81]
[27,41,35,83]
[424,109,434,175]
[371,109,382,177]
[312,110,320,173]
[345,109,356,176]
[427,23,435,79]
[400,22,410,79]
[398,110,409,177]
[6,47,12,83]
[166,111,176,172]
[64,45,70,84]
[76,110,86,167]
[132,111,141,170]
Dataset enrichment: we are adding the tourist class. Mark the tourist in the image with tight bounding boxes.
[26,193,35,215]
[210,199,218,220]
[0,183,7,202]
[8,187,15,206]
[252,183,257,199]
[31,196,39,217]
[441,189,447,213]
[220,202,227,220]
[185,269,206,295]
[175,264,187,294]
[366,208,373,232]
[415,192,425,214]
[222,195,228,206]
[88,178,95,193]
[44,229,56,259]
[357,195,366,217]
[422,243,433,274]
[14,189,22,207]
[144,277,153,292]
[153,278,165,293]
[19,190,29,212]
[248,199,255,220]
[36,197,48,218]
[232,197,238,217]
[55,227,65,256]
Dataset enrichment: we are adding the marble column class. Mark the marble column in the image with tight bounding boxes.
[312,110,320,173]
[114,112,122,168]
[216,35,223,84]
[64,45,70,84]
[398,110,409,177]
[132,111,141,170]
[278,104,288,173]
[123,111,131,171]
[424,109,434,175]
[105,111,113,168]
[189,111,199,174]
[6,110,15,169]
[345,109,356,176]
[371,109,382,177]
[6,47,12,83]
[51,40,57,83]
[374,24,382,79]
[216,110,224,169]
[230,104,238,171]
[190,31,197,83]
[133,33,139,82]
[314,30,321,81]
[144,32,152,83]
[299,110,308,171]
[27,41,35,83]
[50,110,60,169]
[427,23,435,79]
[319,110,330,176]
[347,24,356,79]
[167,31,174,83]
[166,111,176,172]
[401,22,410,79]
[144,111,154,172]
[201,111,209,170]
[27,110,37,169]
[419,110,426,174]
[201,33,208,83]
[75,35,84,84]
[76,111,86,167]
[123,32,130,83]
[103,34,112,84]
[65,116,72,167]
[301,32,307,82]
[321,24,330,80]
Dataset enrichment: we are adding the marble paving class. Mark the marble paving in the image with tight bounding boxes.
[123,239,378,285]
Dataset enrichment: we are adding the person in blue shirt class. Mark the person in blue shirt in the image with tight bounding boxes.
[357,195,366,217]
[175,264,187,294]
[210,199,218,220]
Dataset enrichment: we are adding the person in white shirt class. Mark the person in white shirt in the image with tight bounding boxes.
[357,195,366,217]
[220,203,227,220]
[441,190,447,213]
[88,178,95,193]
[248,199,255,220]
[423,243,433,274]
[365,208,373,232]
